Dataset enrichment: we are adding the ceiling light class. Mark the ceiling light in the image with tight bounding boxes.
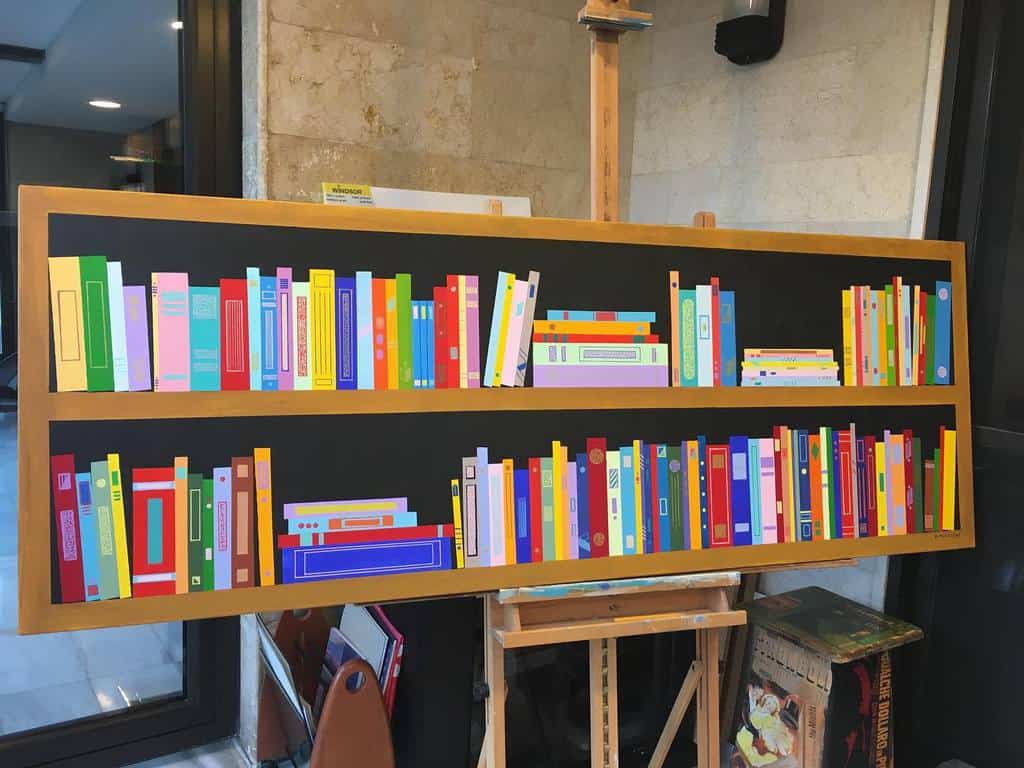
[171,20,183,30]
[89,99,121,109]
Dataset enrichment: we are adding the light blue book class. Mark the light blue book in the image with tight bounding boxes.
[545,310,656,322]
[189,286,221,391]
[679,289,698,387]
[934,280,952,384]
[870,290,880,385]
[246,267,262,390]
[260,276,279,391]
[476,447,491,566]
[620,446,637,555]
[106,261,130,392]
[483,272,509,388]
[719,290,737,387]
[355,271,374,390]
[425,301,435,389]
[748,439,762,545]
[76,472,101,602]
[287,512,420,546]
[412,301,422,389]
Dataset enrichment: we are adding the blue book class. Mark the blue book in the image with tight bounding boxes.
[188,286,220,391]
[639,442,653,554]
[483,271,509,387]
[680,442,691,550]
[797,430,811,541]
[620,446,637,555]
[411,301,422,389]
[514,469,531,564]
[246,267,262,390]
[656,445,670,552]
[476,447,491,566]
[576,454,590,558]
[76,472,100,602]
[728,436,752,545]
[679,289,698,387]
[545,310,656,323]
[831,429,843,539]
[260,276,279,391]
[719,290,737,387]
[425,301,435,389]
[419,300,429,389]
[281,538,453,583]
[748,439,762,545]
[355,271,374,390]
[697,435,709,548]
[336,277,357,390]
[934,280,952,384]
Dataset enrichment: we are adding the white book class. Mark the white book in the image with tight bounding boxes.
[339,604,390,684]
[488,463,506,565]
[696,284,713,387]
[291,282,312,390]
[514,271,541,387]
[501,280,528,386]
[606,450,623,556]
[106,261,130,392]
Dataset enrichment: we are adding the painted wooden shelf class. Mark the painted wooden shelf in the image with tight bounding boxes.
[45,385,962,422]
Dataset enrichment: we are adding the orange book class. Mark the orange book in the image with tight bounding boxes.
[502,459,516,563]
[372,278,387,389]
[808,435,823,540]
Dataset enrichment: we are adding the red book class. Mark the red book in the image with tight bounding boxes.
[51,454,85,603]
[433,286,448,388]
[446,275,461,388]
[372,278,388,390]
[131,466,177,597]
[532,333,660,343]
[528,457,543,562]
[276,524,455,549]
[219,278,250,390]
[892,277,901,386]
[649,443,661,553]
[586,438,609,557]
[917,291,928,385]
[772,427,785,541]
[864,436,878,537]
[707,443,732,547]
[903,429,915,533]
[711,276,722,386]
[838,431,856,538]
[231,457,256,588]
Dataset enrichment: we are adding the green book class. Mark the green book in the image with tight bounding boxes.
[932,448,941,532]
[396,273,413,389]
[90,460,118,600]
[925,294,937,385]
[187,473,204,592]
[79,255,114,391]
[912,438,924,534]
[825,427,836,538]
[667,446,683,550]
[201,478,215,591]
[679,289,698,386]
[540,457,555,561]
[884,284,896,386]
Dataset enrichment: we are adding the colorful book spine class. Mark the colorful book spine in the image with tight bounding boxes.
[869,289,879,385]
[259,276,279,391]
[875,289,887,386]
[934,281,951,384]
[621,446,637,554]
[528,457,543,561]
[808,435,823,540]
[535,319,651,336]
[669,271,681,386]
[587,438,609,557]
[885,285,896,385]
[665,446,681,550]
[466,275,482,388]
[501,280,528,386]
[912,436,924,534]
[187,472,203,592]
[106,453,131,598]
[152,272,190,392]
[355,271,374,390]
[679,289,698,387]
[433,286,448,389]
[864,436,878,538]
[729,436,752,545]
[686,440,702,549]
[79,255,114,391]
[254,448,275,585]
[476,447,491,566]
[632,439,644,553]
[940,428,956,530]
[77,472,100,601]
[106,262,130,392]
[412,301,423,389]
[797,430,812,541]
[841,289,853,386]
[655,446,669,551]
[231,456,255,588]
[246,267,262,390]
[374,278,389,389]
[488,462,505,566]
[903,430,915,533]
[901,282,912,384]
[220,279,250,391]
[514,271,540,387]
[567,459,579,559]
[710,277,722,386]
[502,459,516,563]
[172,456,188,594]
[551,443,566,559]
[513,468,530,565]
[925,293,937,385]
[606,449,623,556]
[189,286,221,391]
[277,268,294,391]
[576,455,590,557]
[281,539,453,583]
[51,454,85,602]
[458,275,469,389]
[201,478,215,590]
[385,278,399,388]
[547,310,657,321]
[648,443,661,552]
[719,290,737,387]
[48,257,88,391]
[123,285,152,392]
[747,440,760,546]
[213,467,233,590]
[876,441,888,536]
[336,276,357,390]
[925,454,937,531]
[310,269,337,389]
[451,479,465,568]
[698,435,710,548]
[758,438,778,544]
[887,432,906,534]
[396,273,413,389]
[462,457,482,567]
[707,443,731,547]
[830,429,843,539]
[445,276,460,389]
[855,439,869,538]
[696,284,713,387]
[130,467,176,597]
[292,281,311,390]
[425,300,435,388]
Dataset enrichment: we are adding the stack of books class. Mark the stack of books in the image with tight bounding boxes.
[531,310,668,387]
[842,277,952,386]
[482,270,541,387]
[451,425,957,565]
[669,273,738,387]
[50,448,276,603]
[47,256,485,392]
[740,349,840,387]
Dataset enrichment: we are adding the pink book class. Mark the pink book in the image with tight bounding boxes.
[758,437,778,544]
[567,460,579,559]
[277,267,294,390]
[501,280,529,386]
[465,275,481,388]
[151,272,190,391]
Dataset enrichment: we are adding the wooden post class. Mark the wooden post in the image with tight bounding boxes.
[483,597,506,768]
[590,28,620,221]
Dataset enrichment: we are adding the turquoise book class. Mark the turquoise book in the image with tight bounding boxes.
[89,461,119,600]
[189,286,221,391]
[679,289,698,387]
[246,267,262,390]
[76,472,101,602]
[620,446,637,555]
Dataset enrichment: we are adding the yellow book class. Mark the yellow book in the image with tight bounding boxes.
[552,441,565,559]
[48,256,89,391]
[450,479,465,568]
[876,290,888,386]
[561,446,570,557]
[633,439,644,552]
[309,269,336,389]
[780,427,796,542]
[106,454,132,598]
[669,270,680,387]
[385,278,399,389]
[841,290,853,386]
[254,447,275,585]
[533,319,652,336]
[502,459,516,562]
[458,274,469,388]
[492,272,516,386]
[686,440,702,550]
[941,429,957,530]
[174,457,188,594]
[875,442,888,536]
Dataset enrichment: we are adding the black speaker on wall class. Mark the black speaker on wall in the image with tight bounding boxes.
[714,0,786,65]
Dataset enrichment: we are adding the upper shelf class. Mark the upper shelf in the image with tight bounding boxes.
[45,385,962,421]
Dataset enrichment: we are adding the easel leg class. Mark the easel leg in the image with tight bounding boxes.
[696,629,721,768]
[484,598,506,768]
[589,638,619,768]
[695,631,708,768]
[647,660,704,768]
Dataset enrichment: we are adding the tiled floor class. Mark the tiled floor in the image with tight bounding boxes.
[0,413,185,736]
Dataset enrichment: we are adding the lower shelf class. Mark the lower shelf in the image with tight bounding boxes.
[21,529,971,634]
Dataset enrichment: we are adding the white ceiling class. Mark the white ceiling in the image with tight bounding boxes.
[1,0,180,134]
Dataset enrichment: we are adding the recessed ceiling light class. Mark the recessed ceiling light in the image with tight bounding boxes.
[89,99,121,109]
[171,20,183,30]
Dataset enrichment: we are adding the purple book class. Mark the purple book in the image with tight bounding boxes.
[466,275,481,388]
[281,537,452,583]
[277,267,293,391]
[123,285,152,391]
[567,461,579,559]
[533,365,669,388]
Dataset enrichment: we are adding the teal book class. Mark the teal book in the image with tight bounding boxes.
[189,286,221,391]
[201,478,215,590]
[188,473,204,592]
[396,273,413,389]
[748,439,762,545]
[667,446,683,551]
[541,457,555,561]
[620,446,637,555]
[679,289,698,387]
[90,461,119,600]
